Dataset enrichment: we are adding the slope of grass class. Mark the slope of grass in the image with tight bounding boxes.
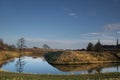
[45,51,120,64]
[0,51,32,64]
[0,51,19,62]
[0,72,120,80]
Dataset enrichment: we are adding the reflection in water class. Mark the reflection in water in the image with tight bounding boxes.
[0,59,15,71]
[0,60,12,69]
[1,56,120,74]
[16,56,26,73]
[49,63,120,74]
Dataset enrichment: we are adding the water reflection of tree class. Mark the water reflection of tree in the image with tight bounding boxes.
[16,38,26,73]
[16,57,26,73]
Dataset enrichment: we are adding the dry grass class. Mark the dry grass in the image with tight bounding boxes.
[0,51,18,60]
[0,51,32,64]
[45,51,120,64]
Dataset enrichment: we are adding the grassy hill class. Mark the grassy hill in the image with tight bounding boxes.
[45,51,120,64]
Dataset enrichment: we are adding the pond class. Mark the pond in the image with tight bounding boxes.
[0,56,120,74]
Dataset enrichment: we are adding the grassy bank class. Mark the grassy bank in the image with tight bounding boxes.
[0,51,19,64]
[45,51,120,64]
[0,72,120,80]
[0,51,32,64]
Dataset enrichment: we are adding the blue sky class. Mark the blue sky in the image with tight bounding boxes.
[0,0,120,49]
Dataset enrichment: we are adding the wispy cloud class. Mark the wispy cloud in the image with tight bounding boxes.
[23,23,120,49]
[104,23,120,31]
[81,32,102,37]
[64,8,79,19]
[80,23,120,45]
[68,12,78,18]
[81,31,117,39]
[25,38,93,49]
[101,39,116,45]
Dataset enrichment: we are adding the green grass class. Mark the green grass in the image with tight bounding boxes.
[0,72,120,80]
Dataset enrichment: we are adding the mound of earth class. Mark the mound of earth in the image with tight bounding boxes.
[44,51,120,64]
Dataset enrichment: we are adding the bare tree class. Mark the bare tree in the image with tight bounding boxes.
[17,38,26,52]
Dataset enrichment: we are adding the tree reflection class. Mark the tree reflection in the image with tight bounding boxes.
[16,56,26,73]
[16,38,26,73]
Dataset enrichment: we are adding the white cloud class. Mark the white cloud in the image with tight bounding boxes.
[100,39,116,45]
[81,32,102,37]
[64,8,79,19]
[25,38,93,49]
[68,12,76,16]
[82,24,120,35]
[15,23,120,49]
[68,12,78,18]
[81,31,118,40]
[104,23,120,31]
[24,37,118,49]
[80,31,118,45]
[117,31,120,34]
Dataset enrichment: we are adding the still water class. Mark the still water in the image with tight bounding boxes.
[0,56,120,74]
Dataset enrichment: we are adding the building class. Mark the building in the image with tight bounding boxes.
[102,38,120,51]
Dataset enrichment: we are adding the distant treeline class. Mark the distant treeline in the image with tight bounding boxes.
[0,38,16,51]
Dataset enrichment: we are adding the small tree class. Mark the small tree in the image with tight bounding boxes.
[17,38,26,52]
[86,42,94,51]
[94,40,103,52]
